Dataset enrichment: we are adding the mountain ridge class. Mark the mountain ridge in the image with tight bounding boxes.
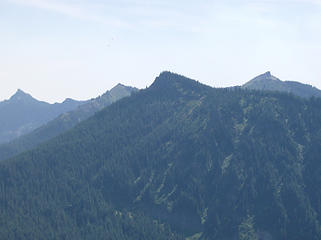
[9,89,35,102]
[0,83,138,161]
[0,90,87,144]
[1,72,321,239]
[242,71,321,98]
[3,88,83,105]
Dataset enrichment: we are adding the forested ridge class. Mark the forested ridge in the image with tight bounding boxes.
[0,72,321,240]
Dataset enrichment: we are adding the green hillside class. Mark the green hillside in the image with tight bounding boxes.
[0,72,321,240]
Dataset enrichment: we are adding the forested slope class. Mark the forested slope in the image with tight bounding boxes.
[0,72,321,240]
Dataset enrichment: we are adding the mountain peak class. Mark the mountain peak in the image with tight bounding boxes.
[10,89,34,101]
[62,98,77,104]
[108,83,138,102]
[156,71,181,82]
[264,71,271,77]
[151,71,192,88]
[242,72,321,98]
[159,71,173,77]
[243,71,281,88]
[15,89,27,95]
[254,71,279,81]
[111,83,126,90]
[149,71,212,99]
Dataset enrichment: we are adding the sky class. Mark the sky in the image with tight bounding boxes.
[1,0,321,103]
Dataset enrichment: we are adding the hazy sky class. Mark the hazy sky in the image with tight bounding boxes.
[1,0,321,103]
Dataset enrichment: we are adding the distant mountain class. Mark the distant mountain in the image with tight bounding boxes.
[0,90,86,144]
[0,84,138,161]
[1,72,321,239]
[242,71,321,98]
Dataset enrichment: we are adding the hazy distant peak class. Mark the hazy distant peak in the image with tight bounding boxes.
[110,83,127,92]
[250,71,280,82]
[263,71,272,77]
[107,83,138,102]
[243,72,321,98]
[109,83,136,91]
[16,88,24,93]
[62,98,78,104]
[113,83,126,88]
[13,89,29,96]
[9,89,35,102]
